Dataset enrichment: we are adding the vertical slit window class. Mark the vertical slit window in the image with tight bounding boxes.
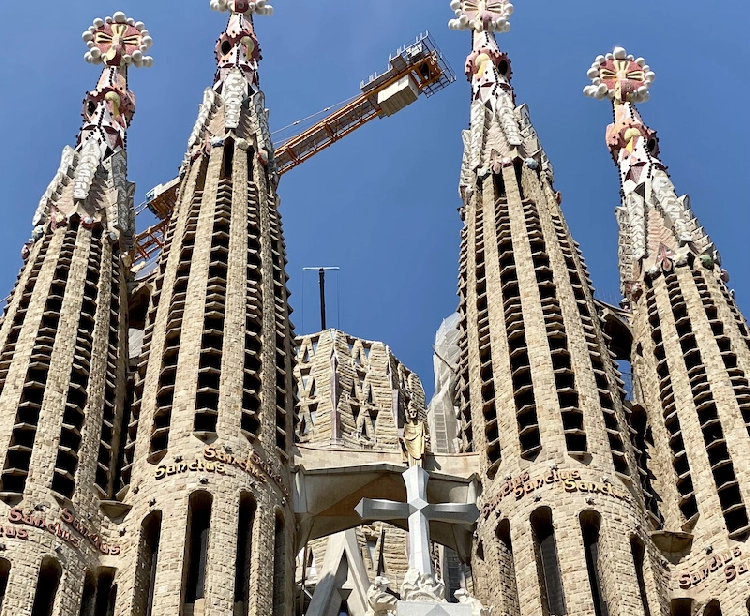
[580,511,609,616]
[273,512,286,616]
[704,600,721,616]
[630,536,651,616]
[183,491,212,607]
[31,557,62,616]
[531,507,565,616]
[0,557,9,610]
[495,520,521,614]
[150,158,208,462]
[133,511,162,616]
[234,493,255,610]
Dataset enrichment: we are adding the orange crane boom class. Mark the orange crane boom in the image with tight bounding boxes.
[274,32,454,175]
[132,32,454,273]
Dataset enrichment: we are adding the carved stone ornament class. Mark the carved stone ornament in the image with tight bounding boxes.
[448,0,514,32]
[366,576,398,616]
[210,0,274,16]
[82,12,153,68]
[584,46,654,104]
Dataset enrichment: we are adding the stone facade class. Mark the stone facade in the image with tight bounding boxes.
[0,3,750,616]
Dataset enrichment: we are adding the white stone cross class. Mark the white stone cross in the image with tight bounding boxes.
[355,466,479,576]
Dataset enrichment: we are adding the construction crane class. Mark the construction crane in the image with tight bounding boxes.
[133,32,455,271]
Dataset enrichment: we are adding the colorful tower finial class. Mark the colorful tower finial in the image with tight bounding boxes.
[449,0,535,198]
[82,11,154,68]
[585,48,715,299]
[31,12,152,252]
[584,46,654,105]
[210,0,274,16]
[68,13,153,206]
[448,0,514,32]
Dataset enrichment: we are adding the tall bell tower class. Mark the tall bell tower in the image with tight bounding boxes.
[588,47,750,613]
[449,2,665,614]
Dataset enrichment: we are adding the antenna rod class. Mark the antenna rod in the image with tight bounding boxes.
[303,267,340,331]
[319,268,327,330]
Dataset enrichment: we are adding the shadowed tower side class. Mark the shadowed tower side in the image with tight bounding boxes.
[448,2,667,614]
[587,47,750,613]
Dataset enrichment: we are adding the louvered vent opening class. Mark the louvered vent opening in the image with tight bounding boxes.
[0,236,50,395]
[194,179,232,439]
[646,286,698,523]
[525,202,585,455]
[149,183,203,463]
[0,224,78,499]
[496,200,540,460]
[95,245,122,498]
[457,224,471,451]
[242,184,263,440]
[550,211,629,475]
[52,228,103,498]
[679,272,749,538]
[270,207,291,458]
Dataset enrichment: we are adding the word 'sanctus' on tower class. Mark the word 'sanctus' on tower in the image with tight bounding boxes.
[449,2,666,614]
[588,46,750,614]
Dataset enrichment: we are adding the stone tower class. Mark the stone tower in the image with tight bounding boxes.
[0,12,152,614]
[587,47,750,614]
[448,1,664,614]
[117,2,296,615]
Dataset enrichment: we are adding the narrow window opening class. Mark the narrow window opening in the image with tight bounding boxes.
[234,493,256,609]
[78,570,97,616]
[671,599,692,616]
[704,600,722,616]
[531,507,565,616]
[273,512,286,616]
[580,511,609,616]
[94,569,117,616]
[630,536,652,616]
[0,558,9,610]
[183,491,213,607]
[31,557,62,616]
[222,138,235,179]
[495,520,521,614]
[134,511,162,616]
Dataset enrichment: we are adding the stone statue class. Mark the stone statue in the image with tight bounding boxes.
[402,401,428,467]
[400,568,446,603]
[366,576,397,616]
[455,589,493,616]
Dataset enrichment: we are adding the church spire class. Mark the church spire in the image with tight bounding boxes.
[585,47,717,301]
[183,0,276,179]
[450,1,552,204]
[31,12,152,257]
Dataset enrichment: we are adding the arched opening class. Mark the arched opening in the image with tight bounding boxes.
[183,491,213,610]
[495,519,521,614]
[234,492,256,612]
[704,600,722,616]
[530,507,565,616]
[630,535,651,616]
[273,511,287,616]
[580,511,609,616]
[0,557,10,609]
[671,599,693,616]
[31,557,62,616]
[134,511,162,616]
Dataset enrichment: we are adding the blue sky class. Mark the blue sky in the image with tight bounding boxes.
[0,1,748,398]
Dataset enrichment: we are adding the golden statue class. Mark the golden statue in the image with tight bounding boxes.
[402,402,428,467]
